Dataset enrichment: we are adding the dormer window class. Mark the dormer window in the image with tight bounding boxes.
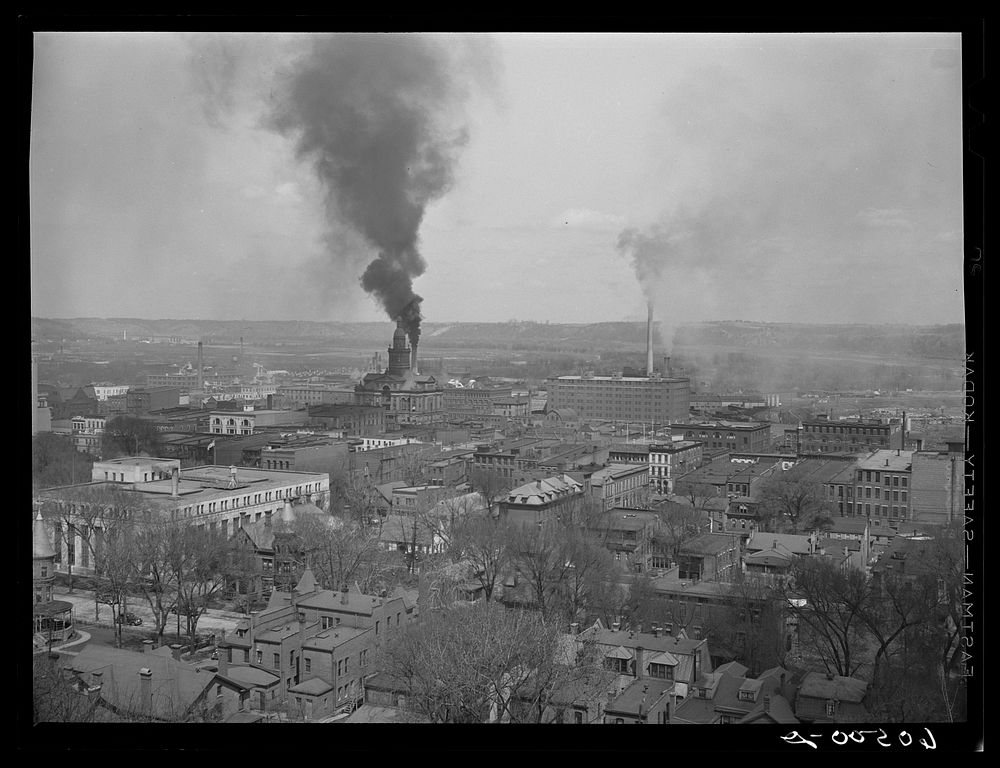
[648,663,673,680]
[825,699,837,716]
[738,689,756,702]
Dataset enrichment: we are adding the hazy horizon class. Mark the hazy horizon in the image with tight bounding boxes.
[31,32,965,328]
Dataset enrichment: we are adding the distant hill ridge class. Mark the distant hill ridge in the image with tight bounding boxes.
[31,317,964,360]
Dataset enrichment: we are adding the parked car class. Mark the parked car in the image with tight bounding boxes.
[116,611,143,626]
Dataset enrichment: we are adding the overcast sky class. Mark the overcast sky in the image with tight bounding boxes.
[30,32,965,327]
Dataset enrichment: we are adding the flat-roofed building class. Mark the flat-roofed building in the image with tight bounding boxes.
[277,384,357,407]
[849,450,913,523]
[209,409,310,436]
[145,372,200,390]
[547,374,689,425]
[588,463,650,510]
[800,416,897,455]
[671,421,771,453]
[126,386,181,415]
[35,463,330,575]
[909,442,965,525]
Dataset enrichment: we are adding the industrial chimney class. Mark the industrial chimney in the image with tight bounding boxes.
[646,303,654,376]
[411,339,419,375]
[197,341,204,389]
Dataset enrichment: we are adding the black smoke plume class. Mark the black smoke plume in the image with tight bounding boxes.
[269,34,482,341]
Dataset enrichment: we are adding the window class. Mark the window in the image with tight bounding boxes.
[901,477,907,487]
[256,650,262,664]
[648,663,673,680]
[304,658,311,673]
[575,710,584,724]
[825,700,837,716]
[273,653,280,669]
[604,657,631,675]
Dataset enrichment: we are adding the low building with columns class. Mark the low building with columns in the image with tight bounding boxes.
[34,462,330,577]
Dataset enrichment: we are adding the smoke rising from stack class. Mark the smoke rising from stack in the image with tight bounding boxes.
[268,34,492,342]
[615,41,962,341]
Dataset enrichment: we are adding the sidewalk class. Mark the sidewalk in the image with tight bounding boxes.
[52,588,241,634]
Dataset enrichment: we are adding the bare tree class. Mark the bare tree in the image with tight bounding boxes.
[653,500,710,564]
[468,468,515,518]
[37,483,146,625]
[702,573,787,675]
[755,474,834,533]
[130,518,184,645]
[173,525,240,654]
[779,557,872,677]
[290,513,387,593]
[416,492,487,556]
[95,520,139,648]
[674,481,719,514]
[33,653,102,724]
[378,600,583,724]
[450,513,511,602]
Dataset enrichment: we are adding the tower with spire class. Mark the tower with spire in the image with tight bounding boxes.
[33,508,56,604]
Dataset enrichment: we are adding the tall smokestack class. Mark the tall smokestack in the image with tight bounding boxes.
[646,303,654,376]
[411,340,419,375]
[197,341,204,389]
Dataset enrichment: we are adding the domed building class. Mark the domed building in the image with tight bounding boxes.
[354,320,443,429]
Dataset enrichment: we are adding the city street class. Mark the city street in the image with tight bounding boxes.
[52,587,243,635]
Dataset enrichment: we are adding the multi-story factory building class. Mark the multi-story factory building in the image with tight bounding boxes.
[799,416,896,455]
[546,374,690,426]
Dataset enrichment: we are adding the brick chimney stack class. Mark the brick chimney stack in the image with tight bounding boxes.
[139,668,153,711]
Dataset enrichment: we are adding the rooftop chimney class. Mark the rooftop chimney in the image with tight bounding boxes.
[217,647,229,676]
[646,303,654,376]
[171,467,179,498]
[139,668,153,711]
[142,639,155,654]
[340,586,349,605]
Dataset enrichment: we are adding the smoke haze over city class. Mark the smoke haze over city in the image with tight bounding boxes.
[30,32,964,327]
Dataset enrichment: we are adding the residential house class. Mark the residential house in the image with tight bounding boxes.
[65,643,246,722]
[500,474,586,528]
[676,533,741,583]
[793,672,870,723]
[671,663,797,725]
[573,623,712,724]
[587,508,662,573]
